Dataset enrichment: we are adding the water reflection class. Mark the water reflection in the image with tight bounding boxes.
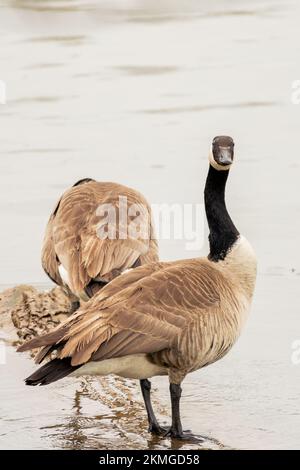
[35,373,224,450]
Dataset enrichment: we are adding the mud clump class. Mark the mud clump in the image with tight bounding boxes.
[0,285,72,347]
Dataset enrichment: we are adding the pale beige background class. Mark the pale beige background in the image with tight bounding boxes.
[0,0,299,449]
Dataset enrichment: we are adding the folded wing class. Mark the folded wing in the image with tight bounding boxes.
[19,259,221,368]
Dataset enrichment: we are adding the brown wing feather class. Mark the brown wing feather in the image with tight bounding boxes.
[41,202,62,286]
[18,259,221,368]
[50,181,158,295]
[84,261,168,306]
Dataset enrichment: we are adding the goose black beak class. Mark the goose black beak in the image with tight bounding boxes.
[218,147,233,166]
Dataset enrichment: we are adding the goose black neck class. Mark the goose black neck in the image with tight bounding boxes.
[204,165,239,262]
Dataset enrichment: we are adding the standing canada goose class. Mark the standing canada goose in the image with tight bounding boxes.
[18,136,257,439]
[42,179,158,308]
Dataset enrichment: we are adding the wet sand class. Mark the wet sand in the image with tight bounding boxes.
[1,0,300,449]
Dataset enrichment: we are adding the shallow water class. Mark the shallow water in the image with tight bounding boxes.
[1,0,300,450]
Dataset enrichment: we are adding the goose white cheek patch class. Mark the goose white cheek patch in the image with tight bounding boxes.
[58,265,71,288]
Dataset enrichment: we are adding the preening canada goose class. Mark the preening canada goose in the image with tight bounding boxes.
[42,179,158,306]
[19,136,257,439]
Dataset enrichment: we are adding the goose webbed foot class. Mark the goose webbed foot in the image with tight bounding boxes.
[163,427,203,443]
[148,423,168,435]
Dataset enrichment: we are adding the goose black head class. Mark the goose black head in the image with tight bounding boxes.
[209,135,234,171]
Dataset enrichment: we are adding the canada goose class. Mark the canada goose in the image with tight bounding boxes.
[42,179,158,308]
[18,136,257,439]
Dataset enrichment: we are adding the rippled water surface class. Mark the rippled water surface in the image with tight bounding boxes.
[1,0,300,450]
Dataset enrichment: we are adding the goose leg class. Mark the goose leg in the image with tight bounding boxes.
[168,383,183,437]
[140,379,166,435]
[165,383,203,442]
